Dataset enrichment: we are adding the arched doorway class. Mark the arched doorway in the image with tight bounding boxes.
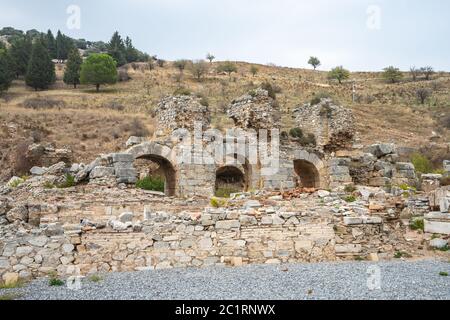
[127,142,177,196]
[215,165,246,196]
[135,155,177,196]
[294,159,320,188]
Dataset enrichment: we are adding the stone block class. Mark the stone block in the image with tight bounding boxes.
[215,220,240,229]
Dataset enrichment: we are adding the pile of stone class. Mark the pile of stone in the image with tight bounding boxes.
[292,98,355,151]
[155,95,211,135]
[349,143,417,188]
[227,88,281,130]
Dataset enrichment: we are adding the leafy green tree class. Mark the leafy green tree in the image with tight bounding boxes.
[308,56,321,70]
[107,31,126,66]
[328,66,350,84]
[9,36,32,77]
[25,40,56,90]
[217,61,237,79]
[80,53,117,92]
[63,48,83,88]
[382,66,403,83]
[0,48,14,93]
[46,30,57,59]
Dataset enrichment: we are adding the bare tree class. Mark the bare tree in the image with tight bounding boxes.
[410,66,420,81]
[190,60,209,81]
[421,66,434,80]
[416,88,432,104]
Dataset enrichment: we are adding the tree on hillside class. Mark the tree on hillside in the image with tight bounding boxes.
[416,88,432,105]
[250,65,259,77]
[217,61,237,79]
[125,36,139,63]
[25,40,56,90]
[56,30,75,61]
[382,66,403,83]
[0,48,14,93]
[189,60,208,81]
[9,36,32,77]
[174,59,189,73]
[206,53,215,63]
[46,30,57,59]
[107,31,126,66]
[328,66,350,84]
[421,66,434,80]
[80,53,117,92]
[410,66,420,81]
[63,48,83,88]
[308,56,321,70]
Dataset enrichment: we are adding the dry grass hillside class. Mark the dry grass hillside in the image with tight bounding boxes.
[0,61,449,180]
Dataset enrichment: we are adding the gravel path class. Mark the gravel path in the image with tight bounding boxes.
[2,259,449,300]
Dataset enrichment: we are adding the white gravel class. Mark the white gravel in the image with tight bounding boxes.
[2,259,449,300]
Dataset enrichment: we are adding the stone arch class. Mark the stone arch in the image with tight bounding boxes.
[293,150,326,189]
[127,142,177,196]
[220,153,257,192]
[215,165,246,194]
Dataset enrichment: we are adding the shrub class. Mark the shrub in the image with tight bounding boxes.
[298,133,316,147]
[58,174,75,188]
[217,61,237,78]
[410,218,424,231]
[344,185,356,193]
[23,98,66,109]
[136,176,165,192]
[439,272,448,277]
[250,65,259,76]
[261,82,281,99]
[411,153,433,174]
[199,97,209,107]
[49,278,64,286]
[310,92,331,105]
[289,127,303,139]
[189,60,208,81]
[441,176,450,186]
[210,197,227,208]
[344,195,357,203]
[173,87,191,96]
[416,88,432,104]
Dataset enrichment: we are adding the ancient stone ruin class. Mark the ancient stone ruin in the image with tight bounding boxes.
[0,90,449,282]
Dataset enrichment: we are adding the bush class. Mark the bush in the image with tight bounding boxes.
[58,174,75,188]
[298,133,316,147]
[410,218,424,231]
[344,195,357,203]
[261,82,281,99]
[173,87,191,96]
[441,176,450,186]
[210,197,227,208]
[416,88,432,104]
[411,153,433,174]
[136,176,165,192]
[310,92,331,105]
[23,98,66,109]
[289,127,303,139]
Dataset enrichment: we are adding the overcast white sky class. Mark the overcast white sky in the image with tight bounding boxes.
[1,0,449,71]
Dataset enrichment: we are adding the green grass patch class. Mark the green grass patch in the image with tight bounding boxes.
[394,251,412,259]
[89,275,103,283]
[136,176,165,192]
[214,187,241,198]
[210,197,227,208]
[409,218,424,231]
[58,174,75,188]
[344,195,357,203]
[439,272,448,277]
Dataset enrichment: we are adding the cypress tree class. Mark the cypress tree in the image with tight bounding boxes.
[107,31,126,66]
[63,48,82,88]
[25,40,56,90]
[9,36,32,77]
[46,30,57,59]
[0,48,13,93]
